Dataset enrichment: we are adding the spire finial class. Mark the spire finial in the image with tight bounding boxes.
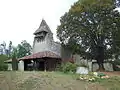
[42,16,45,21]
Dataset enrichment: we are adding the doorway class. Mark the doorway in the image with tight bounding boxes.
[38,61,45,71]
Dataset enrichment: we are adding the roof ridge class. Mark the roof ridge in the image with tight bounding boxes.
[19,51,61,60]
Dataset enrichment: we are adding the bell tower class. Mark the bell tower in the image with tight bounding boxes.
[32,19,53,53]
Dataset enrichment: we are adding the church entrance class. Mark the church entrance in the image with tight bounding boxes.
[22,58,61,71]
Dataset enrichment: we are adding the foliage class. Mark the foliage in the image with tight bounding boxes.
[10,47,18,58]
[0,41,13,56]
[11,40,32,58]
[58,62,78,73]
[76,72,109,82]
[111,60,120,71]
[0,54,9,61]
[97,72,106,77]
[57,0,120,70]
[0,62,8,71]
[0,55,9,71]
[116,0,120,7]
[9,40,31,70]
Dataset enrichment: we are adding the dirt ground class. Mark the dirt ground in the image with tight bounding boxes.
[102,71,120,76]
[0,71,107,90]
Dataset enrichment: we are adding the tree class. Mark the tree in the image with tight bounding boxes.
[0,41,13,56]
[10,40,32,70]
[116,0,120,7]
[11,40,32,58]
[0,41,6,54]
[57,0,120,71]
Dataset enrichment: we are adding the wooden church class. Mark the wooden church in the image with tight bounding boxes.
[18,19,63,71]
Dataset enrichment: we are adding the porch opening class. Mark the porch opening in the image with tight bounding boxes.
[38,61,45,71]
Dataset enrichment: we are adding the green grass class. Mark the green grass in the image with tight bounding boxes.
[0,71,120,90]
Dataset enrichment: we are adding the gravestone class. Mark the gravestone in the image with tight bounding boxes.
[76,67,89,74]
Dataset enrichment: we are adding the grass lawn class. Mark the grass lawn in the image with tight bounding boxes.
[0,71,120,90]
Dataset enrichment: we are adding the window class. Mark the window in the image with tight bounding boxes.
[35,31,48,43]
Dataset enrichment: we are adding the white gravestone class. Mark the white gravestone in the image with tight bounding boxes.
[18,60,24,71]
[76,67,89,74]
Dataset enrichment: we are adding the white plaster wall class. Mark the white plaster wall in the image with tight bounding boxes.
[33,40,50,53]
[18,60,24,71]
[33,35,61,56]
[51,42,61,56]
[7,63,12,71]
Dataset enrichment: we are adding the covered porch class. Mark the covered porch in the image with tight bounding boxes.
[19,51,61,71]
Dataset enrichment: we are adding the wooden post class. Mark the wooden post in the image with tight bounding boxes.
[44,61,46,72]
[33,60,36,71]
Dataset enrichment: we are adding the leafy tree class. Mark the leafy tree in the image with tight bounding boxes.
[0,41,13,56]
[0,46,3,55]
[10,40,32,70]
[0,54,9,61]
[11,40,32,58]
[0,41,6,54]
[57,0,120,71]
[116,0,120,7]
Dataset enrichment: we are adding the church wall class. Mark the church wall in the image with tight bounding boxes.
[51,42,61,56]
[33,40,51,53]
[33,35,61,57]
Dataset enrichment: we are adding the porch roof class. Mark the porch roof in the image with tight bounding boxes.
[19,51,61,60]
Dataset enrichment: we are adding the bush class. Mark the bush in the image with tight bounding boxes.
[0,55,9,61]
[111,60,120,71]
[0,60,8,71]
[0,55,9,71]
[0,63,8,71]
[57,62,78,73]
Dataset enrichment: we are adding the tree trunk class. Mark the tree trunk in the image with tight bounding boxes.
[12,58,18,71]
[97,62,105,71]
[96,46,105,71]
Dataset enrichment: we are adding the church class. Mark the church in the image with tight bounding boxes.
[5,19,114,72]
[7,19,113,72]
[18,19,72,71]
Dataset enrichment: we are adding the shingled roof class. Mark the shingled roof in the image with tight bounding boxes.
[34,19,52,35]
[19,51,61,60]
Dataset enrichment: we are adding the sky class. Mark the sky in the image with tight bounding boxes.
[0,0,78,46]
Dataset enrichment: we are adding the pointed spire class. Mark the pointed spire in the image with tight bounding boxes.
[34,19,52,35]
[39,19,47,28]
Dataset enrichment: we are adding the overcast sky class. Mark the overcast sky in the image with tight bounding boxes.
[0,0,78,46]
